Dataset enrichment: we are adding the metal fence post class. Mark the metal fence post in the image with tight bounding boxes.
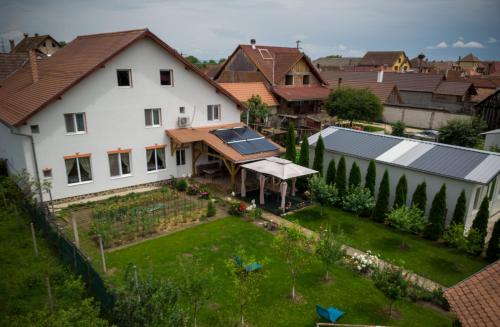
[72,214,80,249]
[98,234,107,273]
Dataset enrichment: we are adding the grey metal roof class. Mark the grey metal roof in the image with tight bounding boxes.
[392,143,435,166]
[321,129,402,159]
[465,156,500,184]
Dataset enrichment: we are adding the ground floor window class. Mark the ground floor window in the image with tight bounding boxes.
[65,155,92,184]
[108,151,131,177]
[146,147,166,171]
[176,149,186,166]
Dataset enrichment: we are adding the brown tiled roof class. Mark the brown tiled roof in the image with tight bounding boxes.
[165,122,284,163]
[13,35,60,53]
[0,53,27,81]
[0,29,242,127]
[434,81,475,96]
[272,86,330,101]
[328,80,402,104]
[359,51,407,67]
[460,53,481,62]
[313,57,362,68]
[219,82,278,106]
[444,261,500,327]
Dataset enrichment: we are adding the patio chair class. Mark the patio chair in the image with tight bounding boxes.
[233,256,263,272]
[316,304,344,323]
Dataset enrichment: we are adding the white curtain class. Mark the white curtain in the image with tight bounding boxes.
[146,149,154,170]
[108,154,119,176]
[121,153,130,174]
[157,148,165,169]
[65,158,76,183]
[79,157,92,181]
[280,181,288,211]
[241,168,246,197]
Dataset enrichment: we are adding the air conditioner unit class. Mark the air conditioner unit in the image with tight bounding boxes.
[178,116,190,128]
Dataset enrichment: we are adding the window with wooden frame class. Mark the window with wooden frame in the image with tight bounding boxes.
[64,113,86,134]
[303,75,310,85]
[160,70,173,86]
[64,153,92,184]
[145,108,161,127]
[108,149,132,177]
[146,145,166,171]
[207,104,221,121]
[176,149,186,166]
[285,74,293,85]
[117,69,132,87]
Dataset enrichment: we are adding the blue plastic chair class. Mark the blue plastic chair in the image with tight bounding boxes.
[316,304,344,323]
[233,256,262,272]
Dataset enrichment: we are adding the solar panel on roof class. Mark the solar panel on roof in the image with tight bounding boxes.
[214,129,242,143]
[248,138,279,152]
[229,141,257,155]
[233,127,261,139]
[215,126,278,155]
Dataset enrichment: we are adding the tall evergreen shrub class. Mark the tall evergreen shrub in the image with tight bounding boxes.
[335,156,347,199]
[393,175,408,208]
[285,123,296,162]
[424,184,447,240]
[365,160,376,195]
[411,182,427,213]
[372,170,390,222]
[470,196,490,250]
[486,219,500,262]
[450,190,466,226]
[326,159,336,185]
[348,162,361,189]
[312,135,324,176]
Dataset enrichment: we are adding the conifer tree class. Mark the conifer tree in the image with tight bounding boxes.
[312,135,324,176]
[372,170,390,222]
[365,160,376,195]
[393,175,408,208]
[411,182,427,213]
[285,123,296,162]
[470,196,490,249]
[450,190,466,226]
[348,162,362,189]
[326,159,336,185]
[424,184,447,240]
[486,219,500,262]
[298,135,309,167]
[335,156,347,198]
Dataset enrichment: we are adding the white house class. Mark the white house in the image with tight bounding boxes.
[482,129,500,151]
[308,127,500,232]
[0,29,282,202]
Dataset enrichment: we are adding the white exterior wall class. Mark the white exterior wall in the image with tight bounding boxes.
[0,122,37,177]
[17,38,240,201]
[484,133,500,150]
[310,148,500,230]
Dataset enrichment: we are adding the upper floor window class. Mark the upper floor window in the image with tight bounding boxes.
[176,149,186,166]
[30,125,40,134]
[64,113,86,134]
[179,106,185,114]
[285,75,293,85]
[207,105,220,121]
[160,70,173,86]
[117,69,132,87]
[145,108,161,127]
[303,75,310,85]
[64,154,92,184]
[146,146,166,171]
[108,150,131,177]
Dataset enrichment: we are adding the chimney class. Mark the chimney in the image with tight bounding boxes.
[9,40,15,53]
[377,69,384,83]
[337,77,342,88]
[29,50,39,83]
[23,33,28,39]
[250,38,256,50]
[35,33,39,37]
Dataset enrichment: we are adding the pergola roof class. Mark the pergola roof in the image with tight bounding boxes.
[241,157,317,180]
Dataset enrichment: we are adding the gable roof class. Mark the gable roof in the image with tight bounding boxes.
[215,44,327,85]
[327,79,402,104]
[13,34,60,53]
[0,53,28,81]
[359,51,408,67]
[0,29,242,127]
[444,261,500,327]
[460,53,481,62]
[272,86,330,101]
[313,57,362,69]
[434,81,476,96]
[219,82,278,106]
[308,127,500,185]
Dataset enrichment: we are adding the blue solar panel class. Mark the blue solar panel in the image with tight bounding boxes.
[214,129,242,143]
[249,138,279,152]
[229,141,257,155]
[214,126,278,155]
[234,127,261,139]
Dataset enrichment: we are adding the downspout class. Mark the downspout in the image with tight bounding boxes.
[10,126,43,202]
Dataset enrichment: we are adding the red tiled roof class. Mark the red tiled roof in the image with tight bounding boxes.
[359,51,408,67]
[219,82,278,106]
[328,80,402,104]
[444,261,500,327]
[0,53,28,81]
[434,81,475,96]
[272,86,330,101]
[460,53,481,62]
[13,35,60,53]
[0,29,242,126]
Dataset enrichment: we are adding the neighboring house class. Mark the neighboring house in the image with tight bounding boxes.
[219,81,278,111]
[326,78,403,105]
[482,129,500,151]
[0,29,282,202]
[444,260,500,327]
[458,53,484,76]
[409,57,432,73]
[10,33,61,56]
[313,56,362,72]
[213,40,330,132]
[465,78,498,103]
[358,51,411,72]
[476,90,500,130]
[308,127,500,232]
[0,52,28,82]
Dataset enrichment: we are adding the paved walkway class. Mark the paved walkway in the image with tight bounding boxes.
[261,211,444,292]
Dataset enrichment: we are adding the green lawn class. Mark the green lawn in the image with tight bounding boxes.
[286,206,488,286]
[106,217,452,327]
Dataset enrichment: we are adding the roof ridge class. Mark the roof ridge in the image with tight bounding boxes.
[76,28,148,39]
[240,44,300,51]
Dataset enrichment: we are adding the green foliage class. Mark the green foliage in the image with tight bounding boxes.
[285,123,297,162]
[175,178,189,191]
[450,190,466,226]
[298,135,309,167]
[444,224,484,255]
[470,196,490,250]
[411,182,427,213]
[365,160,376,196]
[342,186,375,217]
[391,121,406,136]
[335,156,347,199]
[325,159,336,185]
[438,117,487,148]
[348,161,362,189]
[385,206,426,235]
[325,87,383,125]
[372,267,408,318]
[486,219,500,262]
[312,135,324,176]
[372,170,390,222]
[308,176,339,216]
[393,175,408,208]
[424,184,447,241]
[241,95,271,125]
[316,226,346,280]
[207,199,216,217]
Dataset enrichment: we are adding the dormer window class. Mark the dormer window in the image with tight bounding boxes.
[285,75,293,85]
[117,69,132,87]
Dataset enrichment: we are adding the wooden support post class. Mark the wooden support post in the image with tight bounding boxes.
[98,235,107,273]
[30,222,39,257]
[72,214,80,249]
[223,159,240,190]
[46,277,54,314]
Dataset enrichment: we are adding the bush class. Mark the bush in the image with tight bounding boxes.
[308,175,339,209]
[298,135,309,167]
[486,219,500,262]
[175,179,188,192]
[335,156,347,199]
[424,184,447,240]
[391,121,406,136]
[348,161,361,189]
[438,117,487,148]
[187,184,199,195]
[365,160,376,196]
[342,186,375,217]
[228,201,246,216]
[407,286,449,310]
[326,159,336,185]
[285,123,296,162]
[312,135,324,176]
[393,175,408,208]
[450,190,466,226]
[372,170,390,222]
[206,200,216,217]
[411,182,427,213]
[372,267,408,318]
[385,206,426,234]
[443,224,483,255]
[470,196,490,250]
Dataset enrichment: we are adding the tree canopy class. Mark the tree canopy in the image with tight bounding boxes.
[324,87,383,125]
[438,117,487,148]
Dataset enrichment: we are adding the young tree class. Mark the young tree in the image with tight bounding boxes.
[373,170,390,222]
[424,184,447,241]
[285,123,297,162]
[365,160,376,195]
[298,135,309,167]
[273,226,314,301]
[324,87,383,126]
[335,156,347,199]
[393,175,408,208]
[470,196,490,250]
[316,226,346,281]
[391,121,406,137]
[438,117,487,148]
[308,175,338,217]
[411,182,427,213]
[241,95,271,126]
[325,159,336,185]
[312,135,325,176]
[372,267,408,318]
[226,249,267,327]
[450,190,466,226]
[348,161,361,189]
[486,219,500,262]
